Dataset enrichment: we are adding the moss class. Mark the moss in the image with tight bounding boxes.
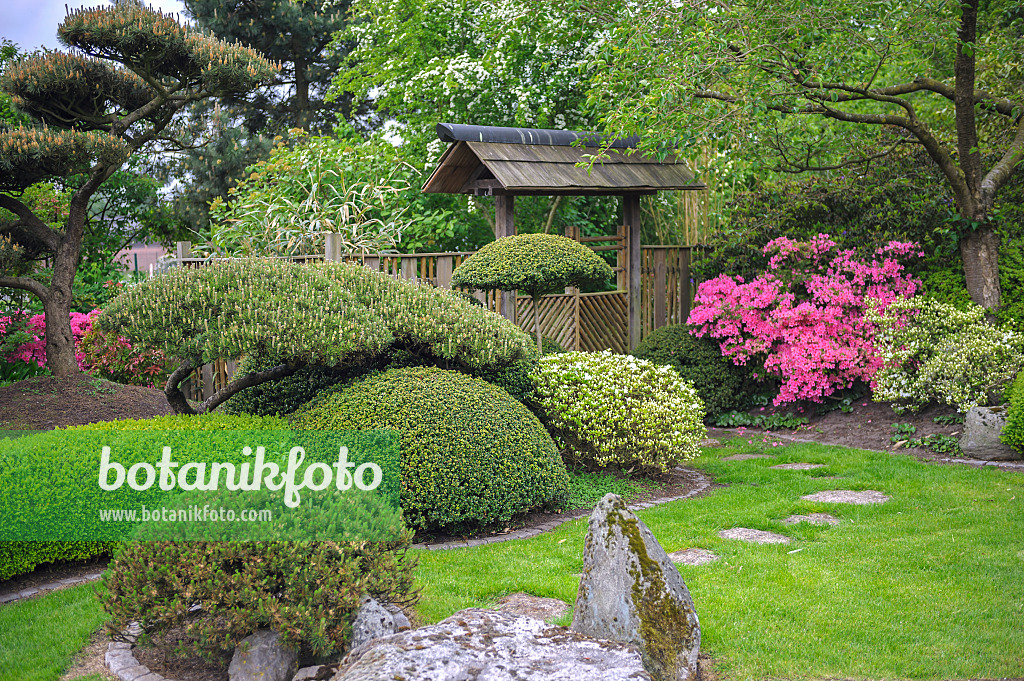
[603,496,697,681]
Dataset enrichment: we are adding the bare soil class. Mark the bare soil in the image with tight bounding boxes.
[712,399,964,458]
[0,375,172,431]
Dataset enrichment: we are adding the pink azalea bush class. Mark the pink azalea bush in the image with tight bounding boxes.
[687,234,921,405]
[2,310,99,369]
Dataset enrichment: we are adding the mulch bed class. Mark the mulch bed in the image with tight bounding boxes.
[714,399,964,456]
[0,376,172,431]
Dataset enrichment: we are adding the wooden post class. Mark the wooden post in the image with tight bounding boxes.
[653,248,667,330]
[680,247,692,324]
[175,241,192,265]
[625,194,642,351]
[436,256,454,288]
[324,234,342,262]
[495,195,516,321]
[401,257,415,281]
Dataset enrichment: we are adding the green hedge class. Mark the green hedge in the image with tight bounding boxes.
[633,324,752,418]
[1002,371,1024,453]
[0,413,286,581]
[291,366,569,532]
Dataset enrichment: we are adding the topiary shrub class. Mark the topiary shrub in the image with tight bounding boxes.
[98,258,535,415]
[633,324,752,418]
[103,536,416,661]
[0,412,286,581]
[869,298,1024,413]
[530,351,706,472]
[290,366,569,532]
[1001,371,1024,454]
[451,233,613,352]
[541,336,567,355]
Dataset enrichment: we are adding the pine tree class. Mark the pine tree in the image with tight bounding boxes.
[0,2,276,377]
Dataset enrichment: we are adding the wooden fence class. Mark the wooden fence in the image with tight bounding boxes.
[177,241,705,401]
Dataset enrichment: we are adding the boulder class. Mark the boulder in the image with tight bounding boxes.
[960,406,1022,461]
[332,608,651,681]
[571,493,700,681]
[350,596,396,650]
[228,629,298,681]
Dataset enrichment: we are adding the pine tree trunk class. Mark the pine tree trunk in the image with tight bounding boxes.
[41,281,79,378]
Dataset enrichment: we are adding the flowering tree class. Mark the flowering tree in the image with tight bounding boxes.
[688,234,921,405]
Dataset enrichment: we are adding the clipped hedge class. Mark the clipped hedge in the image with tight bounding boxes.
[633,324,752,418]
[531,351,707,472]
[291,366,569,532]
[0,413,286,581]
[1002,371,1024,453]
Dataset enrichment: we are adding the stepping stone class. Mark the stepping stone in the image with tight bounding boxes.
[719,527,791,544]
[771,463,824,470]
[700,438,723,448]
[495,592,568,621]
[782,513,841,526]
[722,453,774,461]
[801,490,890,505]
[668,548,720,566]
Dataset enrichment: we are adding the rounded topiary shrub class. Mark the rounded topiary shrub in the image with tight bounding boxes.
[531,351,707,472]
[290,366,570,532]
[633,324,752,418]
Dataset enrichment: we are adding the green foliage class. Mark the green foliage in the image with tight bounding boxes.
[531,351,707,472]
[103,535,416,660]
[451,233,613,296]
[291,366,569,532]
[713,411,809,430]
[869,298,1024,413]
[565,468,665,511]
[633,323,752,418]
[0,412,284,581]
[891,423,962,456]
[541,336,567,355]
[1001,371,1024,453]
[0,128,128,193]
[205,129,452,256]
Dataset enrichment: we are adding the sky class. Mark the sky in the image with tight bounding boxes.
[1,0,187,52]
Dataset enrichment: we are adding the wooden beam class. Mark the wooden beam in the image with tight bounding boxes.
[625,194,642,351]
[495,195,516,321]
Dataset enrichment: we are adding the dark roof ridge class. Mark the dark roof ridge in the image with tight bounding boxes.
[436,122,639,149]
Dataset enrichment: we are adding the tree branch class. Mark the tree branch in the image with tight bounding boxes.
[955,0,982,201]
[0,195,61,251]
[196,362,302,414]
[164,358,198,415]
[0,274,49,301]
[980,115,1024,206]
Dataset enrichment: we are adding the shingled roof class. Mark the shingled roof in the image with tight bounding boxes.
[422,123,704,196]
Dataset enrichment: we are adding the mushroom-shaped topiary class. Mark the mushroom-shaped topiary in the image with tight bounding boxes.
[450,233,614,352]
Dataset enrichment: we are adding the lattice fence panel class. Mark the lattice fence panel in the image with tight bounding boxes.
[516,294,576,349]
[579,292,628,353]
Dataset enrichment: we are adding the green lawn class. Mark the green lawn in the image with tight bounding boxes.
[3,441,1022,680]
[0,583,105,681]
[414,441,1024,679]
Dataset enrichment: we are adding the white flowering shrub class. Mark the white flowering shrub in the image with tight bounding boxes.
[868,298,1024,413]
[531,351,706,472]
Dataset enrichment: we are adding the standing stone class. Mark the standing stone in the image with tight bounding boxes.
[960,406,1022,461]
[571,493,700,681]
[229,629,298,681]
[350,596,397,650]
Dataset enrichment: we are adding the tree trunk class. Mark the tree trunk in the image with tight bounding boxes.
[42,232,82,378]
[960,223,1001,310]
[295,57,310,131]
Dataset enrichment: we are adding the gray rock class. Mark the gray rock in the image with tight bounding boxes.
[781,513,841,526]
[495,592,568,621]
[229,629,298,681]
[801,490,890,505]
[332,608,651,681]
[382,603,411,632]
[668,548,719,566]
[293,665,332,681]
[719,527,791,544]
[571,493,700,681]
[960,406,1022,461]
[350,596,396,650]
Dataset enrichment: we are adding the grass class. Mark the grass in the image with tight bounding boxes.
[3,440,1022,680]
[413,440,1024,679]
[0,583,105,681]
